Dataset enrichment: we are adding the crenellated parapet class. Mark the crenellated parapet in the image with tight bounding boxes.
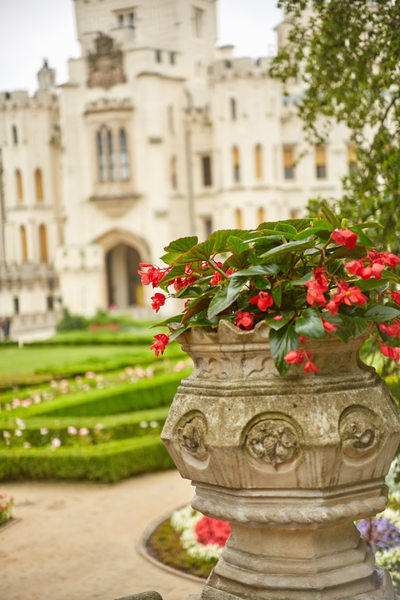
[208,56,272,82]
[0,90,58,112]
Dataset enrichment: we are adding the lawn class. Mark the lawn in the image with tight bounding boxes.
[0,344,148,377]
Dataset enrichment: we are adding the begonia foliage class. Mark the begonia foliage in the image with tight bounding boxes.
[140,209,400,376]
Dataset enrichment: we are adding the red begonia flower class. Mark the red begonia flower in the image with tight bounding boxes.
[234,311,254,330]
[195,516,230,547]
[391,291,400,306]
[306,279,327,306]
[380,343,400,361]
[379,320,400,337]
[250,291,274,311]
[150,334,170,357]
[284,350,304,364]
[151,293,166,312]
[331,229,358,249]
[137,263,164,288]
[304,359,319,374]
[322,318,337,332]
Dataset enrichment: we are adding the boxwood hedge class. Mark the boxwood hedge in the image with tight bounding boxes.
[0,436,174,482]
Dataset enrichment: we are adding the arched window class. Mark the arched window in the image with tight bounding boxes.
[235,208,243,229]
[12,125,18,145]
[15,169,23,203]
[170,156,177,189]
[20,225,28,261]
[230,98,237,121]
[255,144,263,180]
[108,130,114,181]
[257,207,265,225]
[39,224,48,263]
[35,168,44,202]
[97,131,106,182]
[232,146,241,183]
[119,129,130,180]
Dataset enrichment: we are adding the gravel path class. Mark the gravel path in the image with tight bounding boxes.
[0,470,203,600]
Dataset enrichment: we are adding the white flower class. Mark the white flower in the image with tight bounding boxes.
[51,438,61,448]
[23,442,31,449]
[139,421,148,428]
[40,428,48,435]
[15,430,22,437]
[150,421,159,428]
[3,431,10,438]
[16,418,25,429]
[67,426,77,435]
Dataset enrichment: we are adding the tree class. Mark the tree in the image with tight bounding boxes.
[270,0,400,252]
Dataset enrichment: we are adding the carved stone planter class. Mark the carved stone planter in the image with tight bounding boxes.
[161,321,400,599]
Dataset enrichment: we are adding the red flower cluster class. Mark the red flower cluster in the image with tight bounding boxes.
[250,291,274,311]
[381,343,400,362]
[234,311,254,330]
[284,346,319,374]
[151,293,166,313]
[326,282,367,316]
[331,229,358,249]
[137,263,165,288]
[195,516,231,547]
[379,320,400,338]
[392,291,400,306]
[306,268,329,307]
[149,334,169,357]
[346,251,400,281]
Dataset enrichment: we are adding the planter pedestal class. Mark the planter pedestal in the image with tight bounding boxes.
[161,322,400,600]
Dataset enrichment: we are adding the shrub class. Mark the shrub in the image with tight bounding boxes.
[0,437,174,482]
[3,369,191,419]
[0,406,169,448]
[56,308,87,332]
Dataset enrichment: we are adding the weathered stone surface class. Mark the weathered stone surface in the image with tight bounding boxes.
[115,593,163,600]
[161,321,400,599]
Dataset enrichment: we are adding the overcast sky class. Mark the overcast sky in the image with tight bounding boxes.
[0,0,282,94]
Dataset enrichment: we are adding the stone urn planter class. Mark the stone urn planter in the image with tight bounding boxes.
[161,320,400,600]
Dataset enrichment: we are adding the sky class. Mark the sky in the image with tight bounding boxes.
[0,0,282,94]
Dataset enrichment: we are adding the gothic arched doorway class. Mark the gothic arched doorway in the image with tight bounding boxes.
[105,244,142,308]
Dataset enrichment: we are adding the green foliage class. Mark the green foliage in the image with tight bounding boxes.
[0,437,174,482]
[271,0,400,253]
[5,369,191,419]
[0,494,14,526]
[56,308,87,332]
[0,406,170,448]
[152,218,400,375]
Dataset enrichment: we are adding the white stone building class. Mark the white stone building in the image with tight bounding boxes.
[0,0,355,333]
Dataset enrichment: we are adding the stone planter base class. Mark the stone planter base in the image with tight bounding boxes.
[162,323,400,600]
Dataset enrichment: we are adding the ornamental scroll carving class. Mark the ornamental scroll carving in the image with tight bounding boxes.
[175,413,208,461]
[246,418,299,468]
[339,406,380,460]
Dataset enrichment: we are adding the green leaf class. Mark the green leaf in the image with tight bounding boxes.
[226,276,246,302]
[323,313,370,342]
[181,295,212,323]
[269,325,300,376]
[207,288,236,320]
[174,239,215,265]
[275,222,297,237]
[264,310,295,330]
[158,265,186,290]
[272,283,283,307]
[327,245,367,260]
[233,264,279,277]
[260,239,316,260]
[364,304,400,322]
[294,307,325,339]
[174,285,204,299]
[351,226,375,248]
[320,201,340,228]
[355,279,390,292]
[169,325,188,342]
[164,236,198,254]
[227,236,249,254]
[153,314,182,328]
[210,229,248,254]
[290,272,313,286]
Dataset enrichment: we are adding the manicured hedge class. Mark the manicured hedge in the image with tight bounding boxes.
[0,406,170,447]
[0,436,174,482]
[3,369,191,419]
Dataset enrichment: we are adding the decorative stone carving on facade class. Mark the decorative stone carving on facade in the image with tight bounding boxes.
[87,34,126,89]
[175,412,208,461]
[340,405,381,460]
[245,417,299,468]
